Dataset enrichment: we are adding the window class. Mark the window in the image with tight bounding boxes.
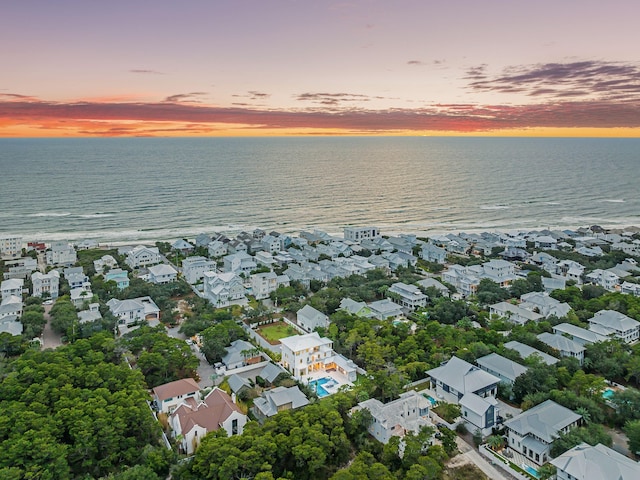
[232,419,238,435]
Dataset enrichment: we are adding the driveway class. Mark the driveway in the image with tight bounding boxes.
[165,324,217,389]
[451,437,515,480]
[41,304,63,349]
[605,425,632,457]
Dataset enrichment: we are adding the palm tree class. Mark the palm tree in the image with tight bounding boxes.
[486,434,505,451]
[575,407,591,425]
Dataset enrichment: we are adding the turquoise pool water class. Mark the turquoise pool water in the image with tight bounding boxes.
[309,377,335,398]
[602,388,615,400]
[423,394,438,406]
[522,464,539,479]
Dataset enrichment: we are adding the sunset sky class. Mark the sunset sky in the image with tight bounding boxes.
[2,0,640,137]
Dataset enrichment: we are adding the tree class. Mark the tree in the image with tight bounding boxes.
[486,435,505,451]
[624,419,640,456]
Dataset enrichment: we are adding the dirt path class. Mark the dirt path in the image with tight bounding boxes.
[41,304,63,349]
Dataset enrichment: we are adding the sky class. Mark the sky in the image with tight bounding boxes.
[1,0,640,137]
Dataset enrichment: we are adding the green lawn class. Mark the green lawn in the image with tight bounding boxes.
[257,322,298,344]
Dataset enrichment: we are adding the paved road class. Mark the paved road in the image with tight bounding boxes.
[454,437,514,480]
[166,325,217,389]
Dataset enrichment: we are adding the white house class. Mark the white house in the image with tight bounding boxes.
[476,353,528,386]
[503,341,558,366]
[107,296,160,333]
[147,264,178,284]
[421,243,447,264]
[64,266,89,289]
[223,251,257,275]
[387,282,427,313]
[344,226,380,242]
[459,392,500,437]
[588,309,640,344]
[1,278,23,301]
[0,235,22,259]
[105,269,130,290]
[297,305,330,332]
[125,245,161,269]
[504,400,581,466]
[171,239,194,255]
[70,286,93,308]
[537,332,585,365]
[0,295,23,321]
[46,241,77,266]
[170,387,247,454]
[152,378,201,414]
[519,292,572,318]
[250,271,278,300]
[368,299,404,320]
[585,269,620,291]
[551,442,640,480]
[207,240,228,258]
[280,332,357,382]
[252,386,310,422]
[203,271,246,308]
[489,302,543,325]
[31,270,60,299]
[351,390,432,444]
[93,254,118,274]
[181,256,216,284]
[426,356,500,405]
[221,339,262,370]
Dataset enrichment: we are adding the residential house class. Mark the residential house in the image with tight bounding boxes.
[104,268,130,290]
[254,251,276,268]
[223,251,257,275]
[147,264,178,284]
[226,239,248,254]
[297,305,330,332]
[441,265,480,297]
[170,387,247,454]
[533,235,558,250]
[503,341,558,366]
[203,272,247,308]
[519,292,572,318]
[250,271,278,300]
[31,270,60,299]
[351,390,432,444]
[482,259,518,287]
[537,332,585,365]
[416,278,450,297]
[556,260,585,284]
[64,266,89,289]
[181,256,216,284]
[125,245,161,269]
[550,442,640,480]
[280,332,357,382]
[552,323,609,346]
[261,234,281,254]
[476,353,528,386]
[0,295,23,320]
[70,286,93,308]
[221,339,262,370]
[585,269,620,292]
[0,313,23,336]
[620,281,640,296]
[46,241,77,266]
[77,303,102,324]
[504,400,581,466]
[252,386,310,422]
[459,392,500,436]
[93,254,118,274]
[152,378,201,414]
[2,257,38,280]
[588,310,640,344]
[0,235,22,259]
[489,302,543,325]
[171,239,194,255]
[426,356,500,405]
[339,298,374,318]
[194,233,212,248]
[387,282,427,313]
[368,299,404,320]
[207,240,228,258]
[107,296,160,333]
[541,276,566,293]
[343,226,381,242]
[75,239,98,250]
[1,278,23,301]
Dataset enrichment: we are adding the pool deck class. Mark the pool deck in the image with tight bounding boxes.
[302,370,353,396]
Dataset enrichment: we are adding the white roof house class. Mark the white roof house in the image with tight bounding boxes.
[252,386,309,422]
[503,341,558,366]
[181,256,216,284]
[519,292,572,318]
[551,443,640,480]
[1,278,23,301]
[490,302,543,325]
[296,305,329,333]
[537,332,585,365]
[125,245,161,269]
[552,323,609,346]
[426,356,500,405]
[504,400,581,465]
[588,310,640,344]
[476,353,528,385]
[147,263,178,284]
[107,296,160,334]
[387,282,427,313]
[31,270,60,299]
[368,299,404,320]
[351,390,432,444]
[203,271,247,308]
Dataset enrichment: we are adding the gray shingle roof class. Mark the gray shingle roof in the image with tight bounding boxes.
[504,400,581,443]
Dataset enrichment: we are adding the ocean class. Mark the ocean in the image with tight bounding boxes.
[1,137,638,243]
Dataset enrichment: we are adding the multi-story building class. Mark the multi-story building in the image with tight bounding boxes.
[0,235,22,259]
[31,270,60,299]
[387,282,427,313]
[181,256,216,284]
[343,226,381,242]
[125,245,161,269]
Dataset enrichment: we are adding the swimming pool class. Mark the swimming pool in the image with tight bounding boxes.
[309,377,335,398]
[522,463,539,479]
[602,388,615,400]
[423,394,438,406]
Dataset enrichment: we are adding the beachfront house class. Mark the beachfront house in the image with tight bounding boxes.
[504,400,581,466]
[125,245,161,269]
[351,390,432,444]
[170,387,247,454]
[343,226,380,242]
[46,241,77,266]
[0,235,22,259]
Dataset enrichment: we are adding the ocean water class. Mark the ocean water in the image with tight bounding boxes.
[0,137,638,243]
